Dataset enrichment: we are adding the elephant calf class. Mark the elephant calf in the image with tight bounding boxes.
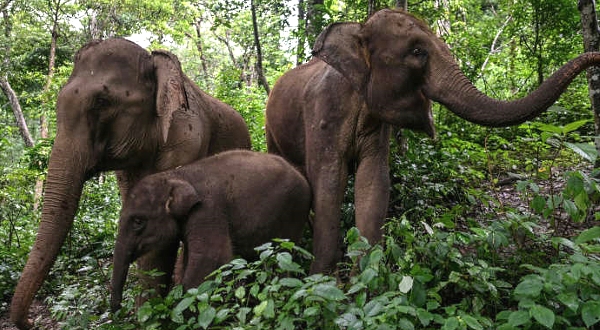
[110,150,311,312]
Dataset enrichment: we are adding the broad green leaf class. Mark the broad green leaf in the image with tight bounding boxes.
[530,195,546,213]
[557,292,579,312]
[312,283,346,301]
[417,308,433,326]
[564,142,598,163]
[508,310,530,327]
[235,286,246,300]
[280,277,304,288]
[277,252,303,273]
[532,122,563,134]
[562,119,591,133]
[514,277,543,297]
[303,306,320,317]
[575,226,600,244]
[442,316,459,330]
[264,299,275,318]
[364,300,385,317]
[173,296,194,315]
[360,268,378,284]
[563,199,579,220]
[253,300,268,316]
[398,318,415,330]
[197,307,216,329]
[530,305,554,329]
[398,275,414,294]
[582,301,600,327]
[462,314,483,330]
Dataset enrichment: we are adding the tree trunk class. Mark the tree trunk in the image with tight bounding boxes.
[296,0,306,65]
[306,0,324,48]
[397,0,407,10]
[193,19,211,88]
[578,0,600,167]
[250,0,270,95]
[0,78,34,147]
[1,3,34,147]
[213,30,238,67]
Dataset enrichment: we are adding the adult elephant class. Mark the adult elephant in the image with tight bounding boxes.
[11,38,251,329]
[265,8,600,274]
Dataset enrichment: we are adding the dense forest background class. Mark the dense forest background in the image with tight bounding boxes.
[2,0,600,329]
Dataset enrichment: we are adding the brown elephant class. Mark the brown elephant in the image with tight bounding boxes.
[11,38,252,329]
[265,8,600,274]
[110,149,311,312]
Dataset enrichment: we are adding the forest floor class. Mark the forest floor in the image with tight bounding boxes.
[0,300,57,330]
[0,164,596,329]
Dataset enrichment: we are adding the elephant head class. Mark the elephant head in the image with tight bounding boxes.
[313,9,600,127]
[110,178,199,313]
[11,38,250,329]
[313,20,435,136]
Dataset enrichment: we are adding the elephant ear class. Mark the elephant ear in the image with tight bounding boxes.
[165,178,200,220]
[312,22,370,92]
[152,50,189,144]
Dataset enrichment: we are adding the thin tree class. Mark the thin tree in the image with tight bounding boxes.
[296,0,306,65]
[305,0,324,49]
[250,0,270,95]
[40,0,65,141]
[193,19,211,88]
[1,0,34,148]
[578,0,600,166]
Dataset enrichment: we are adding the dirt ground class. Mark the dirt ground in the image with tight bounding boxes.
[0,300,58,330]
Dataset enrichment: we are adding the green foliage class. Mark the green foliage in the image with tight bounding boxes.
[105,214,600,329]
[213,65,268,151]
[496,227,600,329]
[0,138,46,307]
[43,174,121,328]
[1,0,600,328]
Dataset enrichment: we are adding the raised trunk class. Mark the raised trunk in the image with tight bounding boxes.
[426,52,600,127]
[10,137,87,329]
[110,239,133,313]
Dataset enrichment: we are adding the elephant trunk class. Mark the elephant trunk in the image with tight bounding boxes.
[111,238,134,313]
[425,52,600,127]
[10,136,89,329]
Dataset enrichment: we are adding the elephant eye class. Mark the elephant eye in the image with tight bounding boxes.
[411,47,427,57]
[131,217,147,232]
[92,96,111,110]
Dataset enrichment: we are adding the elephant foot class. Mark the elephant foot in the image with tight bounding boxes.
[12,317,33,330]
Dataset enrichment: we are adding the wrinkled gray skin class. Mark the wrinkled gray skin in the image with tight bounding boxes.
[110,150,311,312]
[11,38,251,329]
[265,9,600,274]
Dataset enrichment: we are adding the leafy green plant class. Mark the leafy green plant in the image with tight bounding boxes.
[496,226,600,329]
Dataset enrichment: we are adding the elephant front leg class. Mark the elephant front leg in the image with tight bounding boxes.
[308,163,348,275]
[354,154,390,246]
[135,242,179,305]
[182,231,233,290]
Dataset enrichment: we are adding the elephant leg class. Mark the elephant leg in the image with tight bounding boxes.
[354,153,390,245]
[308,161,348,274]
[135,242,179,305]
[182,230,233,290]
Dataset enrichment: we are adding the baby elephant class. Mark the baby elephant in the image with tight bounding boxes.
[110,150,310,312]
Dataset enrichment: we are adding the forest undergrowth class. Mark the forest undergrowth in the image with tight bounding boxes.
[2,116,600,329]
